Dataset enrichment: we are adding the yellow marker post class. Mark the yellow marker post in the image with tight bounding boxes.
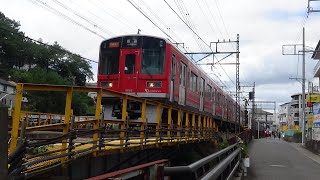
[120,95,128,150]
[156,103,162,146]
[9,84,23,153]
[177,109,182,142]
[198,115,201,141]
[192,113,195,142]
[61,87,73,162]
[185,112,189,143]
[167,107,172,144]
[93,88,102,154]
[140,100,147,147]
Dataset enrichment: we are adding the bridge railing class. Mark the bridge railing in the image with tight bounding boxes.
[164,143,241,180]
[8,83,220,178]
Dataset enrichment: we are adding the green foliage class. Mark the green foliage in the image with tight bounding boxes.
[0,11,95,115]
[240,144,249,158]
[31,145,54,154]
[218,139,229,150]
[293,131,302,139]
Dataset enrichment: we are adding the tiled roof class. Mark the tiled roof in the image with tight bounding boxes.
[0,78,15,87]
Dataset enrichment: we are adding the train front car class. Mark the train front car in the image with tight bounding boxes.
[98,35,169,119]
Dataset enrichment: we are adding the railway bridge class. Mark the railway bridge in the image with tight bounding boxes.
[1,83,251,179]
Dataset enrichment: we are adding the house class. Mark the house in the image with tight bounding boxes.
[0,78,15,107]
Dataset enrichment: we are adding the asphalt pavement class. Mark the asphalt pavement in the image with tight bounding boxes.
[245,137,320,180]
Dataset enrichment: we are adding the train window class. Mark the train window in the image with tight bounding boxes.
[125,54,136,74]
[171,54,176,78]
[141,37,165,75]
[141,49,165,74]
[190,72,197,92]
[99,49,120,75]
[206,85,212,100]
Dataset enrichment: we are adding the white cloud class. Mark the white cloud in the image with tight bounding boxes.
[1,0,320,108]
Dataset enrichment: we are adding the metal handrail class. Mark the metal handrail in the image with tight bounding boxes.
[164,143,240,179]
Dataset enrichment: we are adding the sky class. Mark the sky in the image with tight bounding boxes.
[1,0,320,110]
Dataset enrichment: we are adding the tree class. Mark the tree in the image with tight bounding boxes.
[1,11,96,115]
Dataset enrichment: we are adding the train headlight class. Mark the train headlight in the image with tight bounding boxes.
[101,82,113,88]
[147,81,161,88]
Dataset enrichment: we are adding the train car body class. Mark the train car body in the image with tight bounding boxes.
[97,35,241,124]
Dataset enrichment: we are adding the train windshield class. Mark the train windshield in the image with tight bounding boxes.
[141,37,165,75]
[99,39,121,75]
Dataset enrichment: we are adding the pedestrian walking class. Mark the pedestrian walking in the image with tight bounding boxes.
[278,131,281,140]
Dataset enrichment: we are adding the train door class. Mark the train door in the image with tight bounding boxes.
[178,62,187,105]
[170,55,176,102]
[199,77,205,111]
[119,49,141,92]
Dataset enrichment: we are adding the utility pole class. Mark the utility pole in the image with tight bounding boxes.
[236,34,241,133]
[302,27,306,145]
[186,35,241,133]
[282,27,308,146]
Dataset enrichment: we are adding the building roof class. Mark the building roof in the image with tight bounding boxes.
[0,78,14,87]
[312,40,320,59]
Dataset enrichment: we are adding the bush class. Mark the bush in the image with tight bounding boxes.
[218,139,229,150]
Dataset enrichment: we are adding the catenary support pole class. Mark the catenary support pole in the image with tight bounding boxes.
[302,27,306,146]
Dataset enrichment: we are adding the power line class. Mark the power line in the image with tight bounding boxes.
[0,26,98,63]
[29,0,106,39]
[175,0,207,52]
[214,0,235,50]
[68,0,132,34]
[127,0,176,42]
[51,0,115,36]
[91,0,139,33]
[163,0,211,50]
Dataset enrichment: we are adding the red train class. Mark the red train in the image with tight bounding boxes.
[97,35,242,127]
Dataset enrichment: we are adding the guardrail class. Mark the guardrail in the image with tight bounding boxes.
[164,143,241,180]
[8,83,220,179]
[85,159,169,180]
[10,84,218,154]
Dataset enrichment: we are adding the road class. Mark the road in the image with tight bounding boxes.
[246,138,320,180]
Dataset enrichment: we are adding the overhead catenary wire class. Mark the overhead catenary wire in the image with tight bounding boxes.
[164,0,237,93]
[51,0,115,36]
[91,0,139,33]
[0,26,98,63]
[139,0,184,43]
[29,0,106,39]
[68,0,131,34]
[214,0,235,51]
[127,0,191,55]
[175,0,207,52]
[127,0,176,43]
[163,0,211,50]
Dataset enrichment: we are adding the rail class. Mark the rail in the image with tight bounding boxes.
[164,143,241,180]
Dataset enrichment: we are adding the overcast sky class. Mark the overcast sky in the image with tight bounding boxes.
[1,0,320,110]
